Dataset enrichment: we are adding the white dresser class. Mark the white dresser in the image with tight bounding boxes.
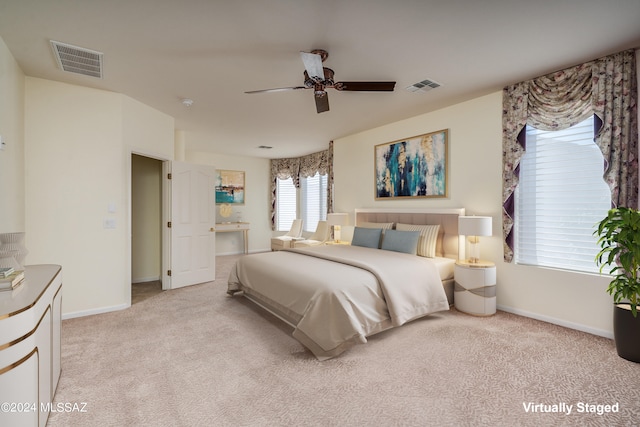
[0,265,62,427]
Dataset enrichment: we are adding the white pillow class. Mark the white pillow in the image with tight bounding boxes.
[395,223,440,257]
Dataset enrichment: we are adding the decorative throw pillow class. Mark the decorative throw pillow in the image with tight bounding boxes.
[381,229,420,255]
[351,227,383,249]
[395,223,440,257]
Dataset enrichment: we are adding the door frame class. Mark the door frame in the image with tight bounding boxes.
[131,153,215,293]
[129,151,172,295]
[161,160,172,289]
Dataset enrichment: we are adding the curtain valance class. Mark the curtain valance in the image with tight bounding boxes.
[502,49,638,262]
[270,146,333,230]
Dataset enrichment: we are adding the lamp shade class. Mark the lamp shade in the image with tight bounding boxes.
[458,216,492,237]
[327,213,348,226]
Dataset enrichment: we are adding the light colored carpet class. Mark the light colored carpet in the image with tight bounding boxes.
[131,280,162,305]
[48,254,640,426]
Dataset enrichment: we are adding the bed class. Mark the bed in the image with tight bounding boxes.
[227,208,465,360]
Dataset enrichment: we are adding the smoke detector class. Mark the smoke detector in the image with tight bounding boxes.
[181,98,194,107]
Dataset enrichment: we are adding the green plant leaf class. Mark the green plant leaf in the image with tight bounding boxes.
[594,207,640,318]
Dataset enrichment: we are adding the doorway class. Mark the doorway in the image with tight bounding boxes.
[131,154,163,304]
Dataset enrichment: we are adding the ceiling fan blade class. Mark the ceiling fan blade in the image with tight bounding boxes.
[245,86,307,94]
[335,81,396,91]
[314,92,329,113]
[300,51,324,80]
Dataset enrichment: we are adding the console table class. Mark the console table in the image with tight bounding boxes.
[215,222,250,254]
[0,264,62,427]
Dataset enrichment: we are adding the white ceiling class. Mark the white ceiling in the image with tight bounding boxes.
[1,0,639,158]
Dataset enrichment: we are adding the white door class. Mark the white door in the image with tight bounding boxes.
[169,161,216,289]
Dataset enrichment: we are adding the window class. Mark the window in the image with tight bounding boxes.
[301,173,328,232]
[515,116,611,273]
[276,177,296,232]
[276,173,328,232]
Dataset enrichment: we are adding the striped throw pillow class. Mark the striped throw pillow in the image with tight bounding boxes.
[395,223,440,257]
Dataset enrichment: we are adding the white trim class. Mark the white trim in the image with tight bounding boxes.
[217,248,268,256]
[496,304,614,340]
[62,303,129,320]
[131,276,161,284]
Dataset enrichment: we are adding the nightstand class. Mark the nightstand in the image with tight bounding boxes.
[324,240,350,245]
[454,260,496,316]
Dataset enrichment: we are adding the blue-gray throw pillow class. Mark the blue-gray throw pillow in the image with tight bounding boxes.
[351,227,383,249]
[381,229,420,255]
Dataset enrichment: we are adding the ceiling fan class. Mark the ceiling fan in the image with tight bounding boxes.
[245,49,396,113]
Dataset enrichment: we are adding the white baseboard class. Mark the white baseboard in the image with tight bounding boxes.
[497,304,614,340]
[132,276,160,284]
[62,303,130,320]
[216,248,269,256]
[216,250,243,256]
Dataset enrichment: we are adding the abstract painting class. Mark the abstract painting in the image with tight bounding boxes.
[375,129,448,199]
[215,170,245,204]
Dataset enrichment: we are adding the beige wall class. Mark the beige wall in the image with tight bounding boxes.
[25,78,126,316]
[25,77,175,317]
[334,92,614,338]
[124,96,175,159]
[0,37,25,233]
[185,150,272,254]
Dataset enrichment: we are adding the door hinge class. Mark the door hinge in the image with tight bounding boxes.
[167,270,172,276]
[167,173,172,179]
[167,221,172,228]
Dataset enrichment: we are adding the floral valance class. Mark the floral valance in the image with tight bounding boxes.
[502,49,638,262]
[270,149,330,185]
[271,157,301,186]
[270,146,334,230]
[300,150,330,178]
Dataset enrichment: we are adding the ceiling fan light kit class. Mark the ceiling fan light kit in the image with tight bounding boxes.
[245,49,396,113]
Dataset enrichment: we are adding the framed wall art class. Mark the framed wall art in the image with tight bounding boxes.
[215,169,245,205]
[374,129,448,199]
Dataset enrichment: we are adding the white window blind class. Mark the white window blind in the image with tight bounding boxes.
[276,177,297,232]
[515,116,611,273]
[301,173,328,232]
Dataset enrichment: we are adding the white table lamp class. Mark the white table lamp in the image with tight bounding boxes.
[458,216,492,263]
[327,213,348,243]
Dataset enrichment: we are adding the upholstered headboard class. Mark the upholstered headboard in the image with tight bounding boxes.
[354,208,465,259]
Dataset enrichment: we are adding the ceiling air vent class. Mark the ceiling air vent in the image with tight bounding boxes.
[405,78,441,93]
[50,40,103,78]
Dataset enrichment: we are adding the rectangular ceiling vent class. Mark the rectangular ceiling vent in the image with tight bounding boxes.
[50,40,103,79]
[405,78,441,93]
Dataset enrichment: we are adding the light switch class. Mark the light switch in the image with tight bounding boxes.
[108,203,116,213]
[104,219,116,229]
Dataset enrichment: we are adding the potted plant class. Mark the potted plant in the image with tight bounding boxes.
[594,207,640,363]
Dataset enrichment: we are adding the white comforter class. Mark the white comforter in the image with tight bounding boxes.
[227,245,449,360]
